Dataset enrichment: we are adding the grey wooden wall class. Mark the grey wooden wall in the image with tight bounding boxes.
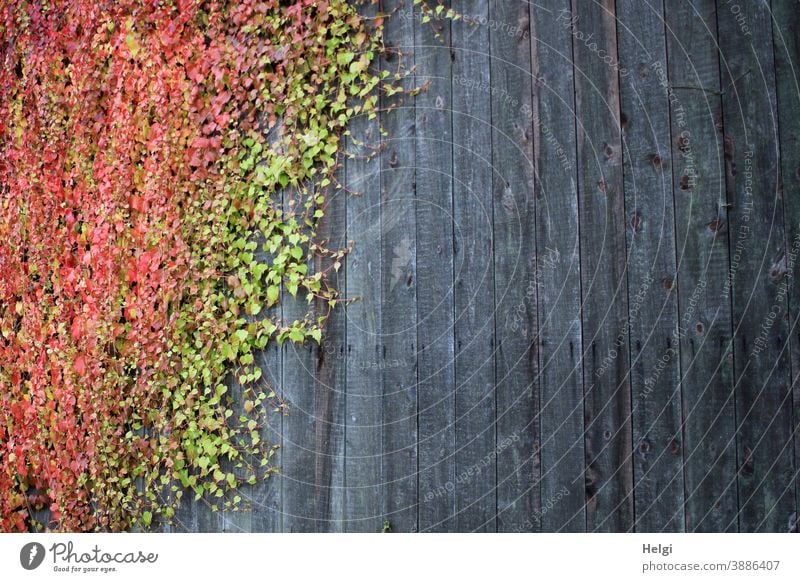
[171,0,800,533]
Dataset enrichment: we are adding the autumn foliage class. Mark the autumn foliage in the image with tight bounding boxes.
[0,0,382,531]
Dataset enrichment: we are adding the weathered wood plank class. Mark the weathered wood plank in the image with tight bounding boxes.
[195,387,254,532]
[219,237,289,533]
[717,0,794,532]
[311,173,348,532]
[381,0,419,532]
[218,376,253,533]
[489,0,540,532]
[193,497,218,532]
[771,0,800,533]
[664,0,737,533]
[616,0,684,531]
[450,0,497,532]
[280,186,321,532]
[530,0,585,532]
[251,330,283,532]
[161,425,199,531]
[166,485,197,533]
[343,1,384,532]
[569,0,634,532]
[249,119,288,533]
[415,2,456,533]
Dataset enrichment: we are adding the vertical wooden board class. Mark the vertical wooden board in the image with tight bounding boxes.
[415,3,456,532]
[219,373,254,533]
[192,508,215,533]
[664,0,737,532]
[311,175,348,532]
[489,0,540,532]
[220,263,285,532]
[251,331,283,532]
[450,0,497,532]
[771,0,800,530]
[616,0,684,531]
[165,487,197,533]
[381,0,418,532]
[570,0,634,532]
[250,120,288,533]
[195,463,223,531]
[343,4,384,532]
[151,441,192,531]
[530,0,585,532]
[717,0,794,532]
[161,432,198,531]
[281,187,321,532]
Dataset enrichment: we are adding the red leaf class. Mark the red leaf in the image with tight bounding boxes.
[129,195,144,212]
[73,355,86,376]
[70,317,83,340]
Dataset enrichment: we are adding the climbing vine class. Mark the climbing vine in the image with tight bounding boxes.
[0,0,385,531]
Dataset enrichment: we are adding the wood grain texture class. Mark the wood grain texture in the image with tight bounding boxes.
[280,185,320,532]
[251,332,283,532]
[415,1,457,533]
[343,0,384,532]
[664,0,738,533]
[489,0,540,532]
[249,117,288,534]
[530,0,585,532]
[380,0,419,532]
[218,381,253,532]
[312,172,347,532]
[616,0,684,532]
[451,0,497,532]
[771,0,800,533]
[570,0,634,532]
[168,487,197,533]
[717,0,794,532]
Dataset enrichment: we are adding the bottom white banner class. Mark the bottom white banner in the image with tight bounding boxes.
[0,533,797,581]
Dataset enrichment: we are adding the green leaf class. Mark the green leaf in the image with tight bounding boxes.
[221,342,235,362]
[125,33,140,56]
[267,285,280,305]
[337,51,355,66]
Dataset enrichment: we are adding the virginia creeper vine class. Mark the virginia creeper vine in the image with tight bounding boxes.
[0,0,386,531]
